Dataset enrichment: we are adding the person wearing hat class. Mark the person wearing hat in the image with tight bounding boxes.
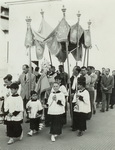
[72,76,91,136]
[4,83,24,144]
[26,90,43,136]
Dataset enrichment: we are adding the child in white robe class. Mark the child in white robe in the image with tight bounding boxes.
[47,82,65,142]
[26,91,43,136]
[4,83,23,144]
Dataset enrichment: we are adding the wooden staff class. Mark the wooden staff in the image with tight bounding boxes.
[83,48,86,66]
[87,48,89,67]
[62,5,72,122]
[25,16,32,97]
[87,20,92,67]
[76,11,81,66]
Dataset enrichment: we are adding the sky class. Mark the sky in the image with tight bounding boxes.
[0,0,115,78]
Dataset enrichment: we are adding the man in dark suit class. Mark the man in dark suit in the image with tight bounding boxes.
[69,66,81,131]
[100,68,114,112]
[70,66,81,95]
[57,65,69,88]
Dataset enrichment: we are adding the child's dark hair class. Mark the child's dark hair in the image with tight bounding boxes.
[23,64,29,68]
[10,83,19,89]
[78,76,86,87]
[53,81,60,85]
[30,90,37,96]
[54,75,61,80]
[3,74,12,81]
[35,67,39,72]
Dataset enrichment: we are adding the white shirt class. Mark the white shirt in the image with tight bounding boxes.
[72,89,91,113]
[26,99,43,118]
[51,85,68,96]
[72,74,81,90]
[47,91,65,115]
[4,95,24,121]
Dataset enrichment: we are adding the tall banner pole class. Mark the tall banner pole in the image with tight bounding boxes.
[76,11,81,66]
[87,20,92,67]
[48,50,53,66]
[61,6,72,123]
[83,48,86,66]
[25,16,32,96]
[87,48,89,67]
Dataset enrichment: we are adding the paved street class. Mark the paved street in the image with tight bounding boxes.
[0,106,115,150]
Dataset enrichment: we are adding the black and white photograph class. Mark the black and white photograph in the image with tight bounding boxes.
[0,0,115,149]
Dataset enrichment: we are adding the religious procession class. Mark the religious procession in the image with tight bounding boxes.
[0,0,115,149]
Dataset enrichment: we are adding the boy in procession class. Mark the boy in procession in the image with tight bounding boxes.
[72,76,91,136]
[26,90,43,136]
[47,82,65,142]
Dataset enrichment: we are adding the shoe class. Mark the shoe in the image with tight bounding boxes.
[0,120,3,124]
[54,135,58,138]
[45,124,50,127]
[100,109,105,112]
[72,128,77,131]
[28,130,33,136]
[51,135,55,142]
[96,104,99,108]
[77,131,83,137]
[0,116,4,121]
[106,108,109,111]
[93,110,96,114]
[7,138,14,144]
[110,106,113,109]
[19,131,23,140]
[33,130,38,134]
